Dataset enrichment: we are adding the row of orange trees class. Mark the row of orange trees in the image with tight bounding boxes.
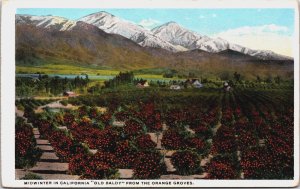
[15,117,42,168]
[205,89,294,179]
[18,87,294,179]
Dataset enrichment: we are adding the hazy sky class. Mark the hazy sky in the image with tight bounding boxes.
[17,8,294,56]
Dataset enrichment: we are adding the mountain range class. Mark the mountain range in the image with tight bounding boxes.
[17,12,292,61]
[15,12,293,78]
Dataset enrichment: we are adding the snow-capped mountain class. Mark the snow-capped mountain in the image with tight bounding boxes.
[78,11,186,52]
[16,12,292,61]
[152,22,239,52]
[249,50,293,61]
[152,21,211,49]
[195,37,230,52]
[194,37,251,54]
[192,37,290,60]
[16,14,77,31]
[152,21,292,60]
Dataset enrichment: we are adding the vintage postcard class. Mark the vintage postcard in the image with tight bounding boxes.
[1,0,299,187]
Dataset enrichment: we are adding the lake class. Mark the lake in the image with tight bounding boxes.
[16,74,114,80]
[16,74,185,82]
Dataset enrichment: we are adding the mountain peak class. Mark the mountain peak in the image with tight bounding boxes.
[84,11,115,19]
[152,21,210,49]
[78,12,183,52]
[16,14,77,31]
[152,21,182,31]
[165,21,179,26]
[17,14,70,21]
[17,12,292,61]
[78,11,144,39]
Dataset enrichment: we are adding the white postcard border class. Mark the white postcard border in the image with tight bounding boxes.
[1,0,299,187]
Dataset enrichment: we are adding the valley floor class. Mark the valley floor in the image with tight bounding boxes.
[15,86,294,180]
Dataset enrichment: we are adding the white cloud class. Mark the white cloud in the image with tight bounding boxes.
[217,24,289,37]
[213,24,293,56]
[266,24,289,32]
[138,18,161,29]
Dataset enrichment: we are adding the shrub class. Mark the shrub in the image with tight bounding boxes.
[115,140,137,168]
[241,145,293,179]
[60,100,68,106]
[23,106,35,122]
[164,110,187,128]
[98,113,112,126]
[78,106,90,117]
[89,107,100,119]
[205,155,238,179]
[114,111,131,122]
[124,119,143,137]
[206,160,236,179]
[144,111,163,132]
[134,152,166,179]
[237,131,257,149]
[69,152,90,175]
[20,173,43,180]
[63,112,75,126]
[188,138,210,155]
[193,124,213,139]
[15,118,42,168]
[96,127,119,151]
[171,150,202,175]
[211,126,237,154]
[17,104,25,111]
[48,130,86,162]
[78,116,92,127]
[135,134,156,150]
[161,130,186,150]
[82,151,118,179]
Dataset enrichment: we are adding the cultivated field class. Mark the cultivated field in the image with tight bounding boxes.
[15,83,294,180]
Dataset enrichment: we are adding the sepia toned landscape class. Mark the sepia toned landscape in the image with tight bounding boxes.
[15,9,294,180]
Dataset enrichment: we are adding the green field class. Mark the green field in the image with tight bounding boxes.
[16,64,119,75]
[16,64,183,81]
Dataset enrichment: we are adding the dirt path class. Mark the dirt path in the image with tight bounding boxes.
[15,106,79,180]
[16,127,80,180]
[15,107,24,118]
[34,101,79,113]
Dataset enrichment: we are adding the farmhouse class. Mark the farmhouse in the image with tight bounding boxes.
[223,82,231,92]
[185,79,203,88]
[63,91,77,97]
[170,85,181,90]
[31,77,40,83]
[136,80,150,88]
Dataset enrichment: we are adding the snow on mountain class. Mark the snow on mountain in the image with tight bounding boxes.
[16,14,77,31]
[152,22,292,60]
[152,21,210,49]
[195,37,229,52]
[152,22,249,53]
[78,11,186,52]
[79,11,144,39]
[194,37,251,55]
[249,50,292,61]
[16,13,292,60]
[129,32,186,52]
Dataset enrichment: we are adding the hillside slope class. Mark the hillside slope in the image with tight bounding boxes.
[16,22,169,70]
[16,20,293,79]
